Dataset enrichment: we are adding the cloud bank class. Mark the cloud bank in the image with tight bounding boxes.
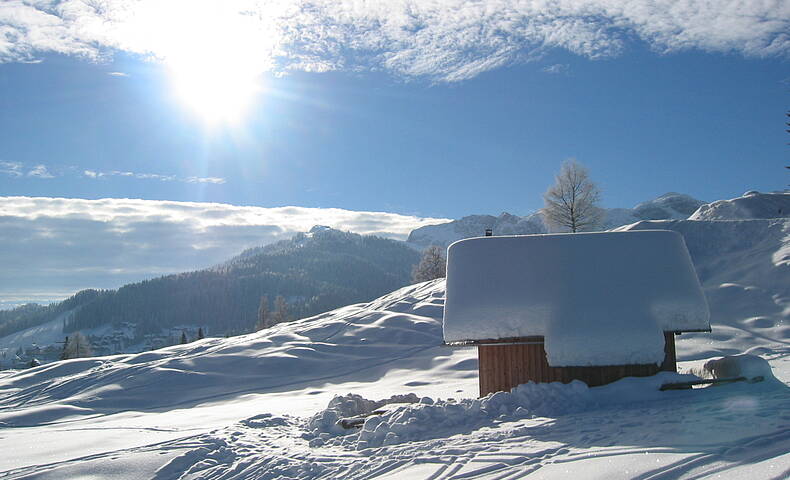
[0,196,449,307]
[1,1,787,81]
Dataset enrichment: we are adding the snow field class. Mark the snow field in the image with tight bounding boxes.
[0,195,788,479]
[150,362,789,480]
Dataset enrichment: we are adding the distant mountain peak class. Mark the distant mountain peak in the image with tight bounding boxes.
[308,225,333,234]
[407,192,705,248]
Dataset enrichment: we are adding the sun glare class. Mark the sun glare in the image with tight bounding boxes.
[126,1,278,125]
[169,56,261,124]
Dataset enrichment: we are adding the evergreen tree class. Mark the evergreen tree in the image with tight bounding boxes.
[197,327,205,340]
[180,331,188,344]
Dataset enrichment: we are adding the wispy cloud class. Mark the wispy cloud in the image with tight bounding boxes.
[107,71,128,77]
[0,196,449,305]
[27,164,54,178]
[0,1,787,82]
[542,64,569,75]
[1,161,55,178]
[83,169,225,184]
[0,161,23,177]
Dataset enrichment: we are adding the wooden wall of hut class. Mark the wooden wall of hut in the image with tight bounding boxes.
[477,332,678,397]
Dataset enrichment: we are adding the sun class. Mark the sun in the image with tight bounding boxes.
[169,56,261,124]
[144,3,275,125]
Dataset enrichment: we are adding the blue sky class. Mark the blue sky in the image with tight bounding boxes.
[0,0,788,305]
[1,1,788,219]
[1,48,787,219]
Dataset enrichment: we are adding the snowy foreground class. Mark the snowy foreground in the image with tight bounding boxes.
[1,213,789,478]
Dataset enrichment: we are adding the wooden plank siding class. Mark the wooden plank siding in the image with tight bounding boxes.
[477,332,678,397]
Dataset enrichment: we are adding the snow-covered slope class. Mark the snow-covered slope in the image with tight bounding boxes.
[0,310,71,353]
[407,212,548,248]
[689,191,790,220]
[1,193,788,479]
[408,192,704,248]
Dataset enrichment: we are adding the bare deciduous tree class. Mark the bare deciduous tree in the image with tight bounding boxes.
[255,295,269,331]
[272,295,290,325]
[412,245,447,283]
[61,332,92,360]
[542,159,603,233]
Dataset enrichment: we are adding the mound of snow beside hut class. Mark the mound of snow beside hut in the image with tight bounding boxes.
[443,230,709,366]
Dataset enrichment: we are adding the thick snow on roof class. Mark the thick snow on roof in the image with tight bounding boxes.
[443,230,710,366]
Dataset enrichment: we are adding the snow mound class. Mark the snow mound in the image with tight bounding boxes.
[307,371,708,450]
[307,393,421,436]
[310,381,593,449]
[444,230,709,366]
[703,354,775,382]
[689,191,790,221]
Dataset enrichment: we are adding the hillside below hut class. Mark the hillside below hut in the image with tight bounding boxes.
[443,230,711,396]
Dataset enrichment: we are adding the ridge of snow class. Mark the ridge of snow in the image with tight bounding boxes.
[407,192,705,248]
[689,191,790,221]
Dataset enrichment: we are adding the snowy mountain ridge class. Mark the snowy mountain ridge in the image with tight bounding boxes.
[689,190,790,220]
[408,192,706,247]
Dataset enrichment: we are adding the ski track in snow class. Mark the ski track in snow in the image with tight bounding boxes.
[148,378,790,480]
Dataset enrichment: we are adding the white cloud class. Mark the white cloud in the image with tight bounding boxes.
[186,176,226,184]
[0,1,787,82]
[107,71,128,76]
[0,196,449,305]
[0,161,23,177]
[542,63,569,75]
[1,161,56,178]
[27,164,54,178]
[82,169,224,184]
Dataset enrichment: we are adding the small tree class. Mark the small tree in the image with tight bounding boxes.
[180,331,188,344]
[197,327,205,340]
[412,245,447,283]
[255,295,270,331]
[272,295,290,325]
[542,159,604,232]
[61,332,92,360]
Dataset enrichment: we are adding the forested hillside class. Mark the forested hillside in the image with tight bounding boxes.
[2,227,420,339]
[0,289,100,338]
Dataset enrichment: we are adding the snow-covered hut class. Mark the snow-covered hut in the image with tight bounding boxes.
[443,230,710,396]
